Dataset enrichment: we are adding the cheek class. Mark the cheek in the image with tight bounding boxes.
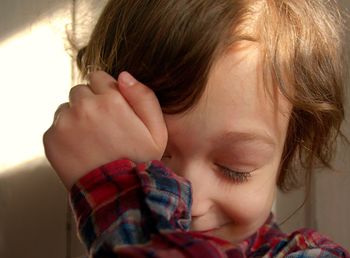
[220,179,276,225]
[221,158,281,225]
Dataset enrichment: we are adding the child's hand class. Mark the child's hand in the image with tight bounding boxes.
[43,71,168,189]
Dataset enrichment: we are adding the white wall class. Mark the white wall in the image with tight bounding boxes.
[0,0,75,257]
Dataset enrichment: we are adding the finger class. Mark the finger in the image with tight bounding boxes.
[117,71,168,150]
[87,70,118,94]
[53,102,70,124]
[86,64,102,74]
[69,84,94,104]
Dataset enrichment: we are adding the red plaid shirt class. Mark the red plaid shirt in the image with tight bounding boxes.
[70,159,350,257]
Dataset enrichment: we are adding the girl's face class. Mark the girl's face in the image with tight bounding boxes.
[162,42,292,242]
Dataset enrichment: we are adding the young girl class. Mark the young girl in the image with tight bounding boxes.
[43,0,349,257]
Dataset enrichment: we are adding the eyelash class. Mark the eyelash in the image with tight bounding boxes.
[162,155,253,184]
[216,164,252,184]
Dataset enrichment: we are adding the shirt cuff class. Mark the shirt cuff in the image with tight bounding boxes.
[69,159,192,251]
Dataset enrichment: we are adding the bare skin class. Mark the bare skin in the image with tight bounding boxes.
[43,71,168,189]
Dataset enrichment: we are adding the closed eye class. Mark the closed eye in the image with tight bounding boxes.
[216,164,252,184]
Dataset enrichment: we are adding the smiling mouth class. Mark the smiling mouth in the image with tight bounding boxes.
[190,222,230,233]
[197,228,219,233]
[190,213,233,232]
[190,225,219,232]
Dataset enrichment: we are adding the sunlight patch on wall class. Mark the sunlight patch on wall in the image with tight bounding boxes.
[0,8,72,173]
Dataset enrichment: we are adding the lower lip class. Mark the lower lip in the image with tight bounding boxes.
[196,227,219,233]
[196,221,233,233]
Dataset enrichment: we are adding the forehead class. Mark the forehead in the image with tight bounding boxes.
[166,42,291,147]
[213,43,290,140]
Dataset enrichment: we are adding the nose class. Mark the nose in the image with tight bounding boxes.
[176,161,215,217]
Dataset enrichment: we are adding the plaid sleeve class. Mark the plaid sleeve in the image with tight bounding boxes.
[69,159,193,256]
[250,226,350,258]
[282,229,350,258]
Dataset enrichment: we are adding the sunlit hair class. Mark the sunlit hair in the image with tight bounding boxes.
[74,0,347,191]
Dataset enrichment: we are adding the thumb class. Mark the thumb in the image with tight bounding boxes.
[117,71,168,152]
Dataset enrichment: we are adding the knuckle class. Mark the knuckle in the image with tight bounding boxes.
[53,115,69,132]
[92,70,105,78]
[70,99,92,118]
[42,128,52,144]
[71,94,89,108]
[70,84,86,91]
[87,70,99,81]
[54,103,69,121]
[43,126,61,150]
[102,92,124,107]
[106,79,117,89]
[90,70,117,84]
[69,84,86,95]
[95,94,129,116]
[70,96,113,120]
[69,84,90,103]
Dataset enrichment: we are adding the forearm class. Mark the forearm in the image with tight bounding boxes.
[70,159,218,257]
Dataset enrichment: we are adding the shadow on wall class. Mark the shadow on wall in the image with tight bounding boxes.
[0,158,83,258]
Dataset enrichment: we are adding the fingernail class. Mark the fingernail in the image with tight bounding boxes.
[119,71,137,87]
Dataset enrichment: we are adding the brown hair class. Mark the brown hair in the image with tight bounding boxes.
[75,0,347,191]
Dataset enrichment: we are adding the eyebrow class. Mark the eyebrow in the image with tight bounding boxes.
[214,130,276,148]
